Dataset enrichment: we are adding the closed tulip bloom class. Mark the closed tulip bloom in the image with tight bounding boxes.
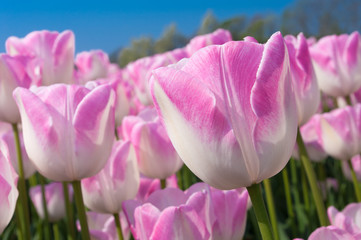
[186,29,232,56]
[75,50,110,83]
[6,30,75,86]
[310,31,361,97]
[82,140,140,214]
[0,130,36,179]
[135,175,178,202]
[285,33,320,125]
[122,108,183,179]
[77,212,130,240]
[309,104,361,161]
[0,151,18,234]
[13,84,115,181]
[29,182,73,222]
[0,54,32,123]
[342,155,361,181]
[150,32,297,189]
[328,203,361,235]
[308,226,359,240]
[123,188,210,240]
[298,117,327,162]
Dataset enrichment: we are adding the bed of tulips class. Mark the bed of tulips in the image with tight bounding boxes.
[0,28,361,240]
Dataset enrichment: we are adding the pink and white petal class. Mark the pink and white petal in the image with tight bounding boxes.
[134,203,161,240]
[150,206,209,240]
[151,67,253,189]
[146,188,187,211]
[251,32,298,182]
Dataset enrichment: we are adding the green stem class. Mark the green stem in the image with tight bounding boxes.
[72,180,90,240]
[63,182,76,240]
[246,183,274,240]
[53,223,60,240]
[115,129,120,140]
[348,160,361,202]
[297,128,329,226]
[345,95,352,106]
[282,167,294,219]
[176,170,184,190]
[263,179,279,240]
[301,165,310,212]
[15,203,24,240]
[12,123,31,240]
[114,213,124,240]
[290,158,298,185]
[39,175,51,240]
[160,179,166,189]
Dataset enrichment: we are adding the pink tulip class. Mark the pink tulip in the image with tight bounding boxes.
[150,31,297,189]
[285,33,320,125]
[135,175,178,202]
[342,155,361,181]
[186,28,232,56]
[308,226,359,240]
[210,186,249,239]
[298,117,327,162]
[0,151,18,234]
[0,54,32,123]
[328,203,361,235]
[78,212,130,240]
[123,188,211,240]
[0,129,36,179]
[310,31,361,97]
[13,84,115,181]
[75,50,110,83]
[306,104,361,161]
[6,30,75,86]
[81,140,140,214]
[122,107,183,179]
[29,182,72,222]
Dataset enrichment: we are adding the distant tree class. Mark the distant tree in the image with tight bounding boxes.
[197,11,219,35]
[117,37,154,67]
[154,24,188,53]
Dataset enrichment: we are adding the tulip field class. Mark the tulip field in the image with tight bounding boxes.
[1,28,361,240]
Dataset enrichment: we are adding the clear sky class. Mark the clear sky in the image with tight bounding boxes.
[0,0,295,54]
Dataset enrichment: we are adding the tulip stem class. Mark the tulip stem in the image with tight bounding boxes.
[114,213,124,240]
[160,179,166,189]
[63,182,76,240]
[263,178,279,240]
[348,160,361,202]
[53,223,60,240]
[72,180,90,240]
[247,183,274,240]
[39,175,51,240]
[301,165,310,212]
[12,123,31,240]
[297,128,329,226]
[345,95,352,106]
[282,167,294,219]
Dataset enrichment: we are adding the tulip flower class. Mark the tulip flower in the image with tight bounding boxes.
[328,203,361,235]
[0,54,32,123]
[307,226,359,240]
[82,140,140,214]
[150,31,297,189]
[310,31,361,97]
[77,212,130,240]
[6,30,75,86]
[13,83,115,182]
[0,130,36,179]
[75,50,110,84]
[309,104,361,161]
[0,151,18,234]
[342,155,361,182]
[29,182,73,222]
[285,33,320,125]
[186,28,232,56]
[122,107,183,180]
[123,188,211,240]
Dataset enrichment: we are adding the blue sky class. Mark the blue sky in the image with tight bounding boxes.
[0,0,295,54]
